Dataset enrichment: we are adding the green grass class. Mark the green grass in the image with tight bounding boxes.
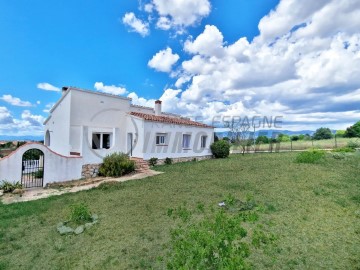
[1,152,360,269]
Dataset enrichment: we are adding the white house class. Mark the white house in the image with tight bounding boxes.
[44,86,214,164]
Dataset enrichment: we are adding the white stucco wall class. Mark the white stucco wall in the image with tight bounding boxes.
[142,121,214,160]
[0,143,83,186]
[44,91,72,156]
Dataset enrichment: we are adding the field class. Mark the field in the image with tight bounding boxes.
[232,137,359,152]
[1,152,360,269]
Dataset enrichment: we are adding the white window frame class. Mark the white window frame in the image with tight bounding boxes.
[182,134,191,149]
[201,135,207,148]
[156,133,167,145]
[92,133,112,150]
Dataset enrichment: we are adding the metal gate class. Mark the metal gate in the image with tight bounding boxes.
[21,149,44,188]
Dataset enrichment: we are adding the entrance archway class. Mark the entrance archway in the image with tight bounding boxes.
[21,149,44,188]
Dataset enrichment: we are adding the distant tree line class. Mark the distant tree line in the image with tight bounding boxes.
[215,120,360,144]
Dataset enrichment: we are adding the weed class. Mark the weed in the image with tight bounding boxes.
[69,203,92,224]
[148,157,158,166]
[164,157,172,165]
[295,149,325,163]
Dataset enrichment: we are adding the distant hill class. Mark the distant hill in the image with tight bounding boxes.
[0,135,43,142]
[216,129,315,138]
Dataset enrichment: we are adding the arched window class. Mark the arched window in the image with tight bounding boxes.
[45,130,51,146]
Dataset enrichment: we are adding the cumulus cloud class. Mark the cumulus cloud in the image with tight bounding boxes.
[127,0,211,33]
[0,106,14,124]
[0,95,32,107]
[122,12,149,37]
[0,107,45,136]
[148,47,180,72]
[94,82,128,95]
[37,82,60,91]
[151,0,211,30]
[158,0,360,130]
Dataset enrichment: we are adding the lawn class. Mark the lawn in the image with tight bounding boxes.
[1,152,360,269]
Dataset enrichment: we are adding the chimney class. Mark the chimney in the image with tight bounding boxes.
[155,100,162,116]
[62,86,69,96]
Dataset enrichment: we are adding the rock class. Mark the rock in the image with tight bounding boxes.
[12,189,24,195]
[85,222,93,229]
[57,225,74,235]
[74,225,85,235]
[0,190,3,197]
[56,222,64,228]
[91,214,99,221]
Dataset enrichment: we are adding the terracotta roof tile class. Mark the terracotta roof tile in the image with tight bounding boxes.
[130,112,213,128]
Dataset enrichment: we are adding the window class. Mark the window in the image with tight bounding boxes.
[182,134,191,149]
[201,135,207,148]
[92,133,111,149]
[156,133,166,145]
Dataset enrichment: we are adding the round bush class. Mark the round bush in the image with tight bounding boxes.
[99,152,135,177]
[210,140,230,158]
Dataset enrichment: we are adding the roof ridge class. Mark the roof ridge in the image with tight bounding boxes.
[129,112,213,128]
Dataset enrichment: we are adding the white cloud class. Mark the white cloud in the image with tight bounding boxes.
[148,47,180,72]
[37,82,60,92]
[122,12,150,37]
[0,107,45,136]
[0,95,32,107]
[43,103,55,113]
[160,0,360,130]
[184,25,224,57]
[21,110,45,127]
[94,82,128,95]
[152,0,211,30]
[0,106,14,124]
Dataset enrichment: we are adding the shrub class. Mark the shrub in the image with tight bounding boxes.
[295,149,325,163]
[347,140,360,149]
[69,203,92,224]
[210,140,230,158]
[0,180,22,193]
[148,157,158,166]
[164,157,172,165]
[34,169,43,178]
[99,152,135,177]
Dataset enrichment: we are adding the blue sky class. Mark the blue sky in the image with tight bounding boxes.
[0,0,360,137]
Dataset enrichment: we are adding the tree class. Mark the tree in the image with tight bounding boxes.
[344,121,360,138]
[313,127,333,140]
[291,135,299,141]
[277,133,290,142]
[256,135,269,144]
[335,130,346,138]
[225,118,253,155]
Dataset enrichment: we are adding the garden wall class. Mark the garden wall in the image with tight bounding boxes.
[0,143,83,187]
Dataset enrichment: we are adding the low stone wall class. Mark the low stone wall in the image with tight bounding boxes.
[154,155,213,165]
[81,163,102,178]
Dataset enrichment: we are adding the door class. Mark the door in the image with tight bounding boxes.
[127,133,133,156]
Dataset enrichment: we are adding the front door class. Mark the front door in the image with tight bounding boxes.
[127,133,133,156]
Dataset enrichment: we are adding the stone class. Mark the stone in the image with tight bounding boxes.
[85,222,93,229]
[91,214,99,221]
[57,225,74,235]
[74,225,85,235]
[56,222,64,228]
[12,189,24,195]
[0,190,3,197]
